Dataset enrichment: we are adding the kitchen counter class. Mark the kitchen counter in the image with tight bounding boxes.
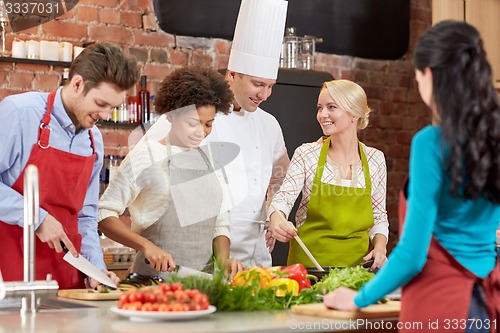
[0,298,398,333]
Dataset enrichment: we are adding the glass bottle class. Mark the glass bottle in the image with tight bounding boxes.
[140,75,150,124]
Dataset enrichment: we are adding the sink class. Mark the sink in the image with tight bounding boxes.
[0,297,95,312]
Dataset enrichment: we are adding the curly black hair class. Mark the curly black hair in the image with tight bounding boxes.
[413,20,500,203]
[155,65,233,116]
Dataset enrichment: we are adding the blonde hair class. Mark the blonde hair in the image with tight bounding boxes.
[323,80,371,130]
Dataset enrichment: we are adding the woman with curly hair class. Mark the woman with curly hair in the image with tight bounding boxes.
[323,21,500,332]
[98,65,243,279]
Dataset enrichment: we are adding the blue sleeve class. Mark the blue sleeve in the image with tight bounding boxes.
[0,98,49,227]
[354,126,443,307]
[79,128,106,270]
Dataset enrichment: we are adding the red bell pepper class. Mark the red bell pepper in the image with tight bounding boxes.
[281,263,311,291]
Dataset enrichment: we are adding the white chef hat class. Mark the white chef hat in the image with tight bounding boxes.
[228,0,288,80]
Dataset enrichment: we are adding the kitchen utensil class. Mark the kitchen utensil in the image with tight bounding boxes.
[143,258,213,280]
[58,289,122,301]
[175,266,213,280]
[63,252,117,289]
[291,301,401,319]
[271,203,324,271]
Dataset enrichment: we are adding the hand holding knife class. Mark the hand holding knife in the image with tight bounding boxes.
[61,241,118,289]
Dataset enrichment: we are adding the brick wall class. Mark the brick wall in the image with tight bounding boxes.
[0,0,433,241]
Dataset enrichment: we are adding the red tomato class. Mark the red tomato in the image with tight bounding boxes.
[159,283,171,293]
[170,282,183,292]
[128,291,145,304]
[144,292,157,303]
[141,302,154,311]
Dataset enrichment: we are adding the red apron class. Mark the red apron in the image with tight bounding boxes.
[400,237,500,333]
[0,91,96,289]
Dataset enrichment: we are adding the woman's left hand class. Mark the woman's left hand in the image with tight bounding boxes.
[89,269,120,289]
[323,287,359,311]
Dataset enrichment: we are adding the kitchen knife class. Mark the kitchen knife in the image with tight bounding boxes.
[144,258,213,280]
[175,266,213,280]
[61,243,117,289]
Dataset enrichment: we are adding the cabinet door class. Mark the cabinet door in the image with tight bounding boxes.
[465,0,500,88]
[432,0,464,22]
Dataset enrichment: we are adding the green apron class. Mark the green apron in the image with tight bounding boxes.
[287,137,374,267]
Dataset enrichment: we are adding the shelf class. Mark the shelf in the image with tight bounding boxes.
[97,121,143,129]
[0,56,71,67]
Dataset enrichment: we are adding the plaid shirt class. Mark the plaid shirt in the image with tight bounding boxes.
[270,142,389,239]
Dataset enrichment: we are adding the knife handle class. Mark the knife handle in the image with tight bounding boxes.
[60,241,69,253]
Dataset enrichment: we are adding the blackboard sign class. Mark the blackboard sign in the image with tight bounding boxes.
[153,0,410,60]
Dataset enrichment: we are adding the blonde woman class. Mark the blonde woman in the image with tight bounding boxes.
[267,79,389,270]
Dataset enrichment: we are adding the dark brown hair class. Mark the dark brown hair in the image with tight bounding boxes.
[155,65,233,115]
[69,43,140,94]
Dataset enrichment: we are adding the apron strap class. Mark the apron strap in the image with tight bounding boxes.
[314,138,372,190]
[37,91,57,149]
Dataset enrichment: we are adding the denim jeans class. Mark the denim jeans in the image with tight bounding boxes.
[465,284,491,333]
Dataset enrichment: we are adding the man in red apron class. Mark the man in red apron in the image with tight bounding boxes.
[0,43,139,289]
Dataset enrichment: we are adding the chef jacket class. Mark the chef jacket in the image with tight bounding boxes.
[204,106,289,267]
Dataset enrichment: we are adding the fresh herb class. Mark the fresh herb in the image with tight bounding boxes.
[312,266,375,293]
[164,272,322,311]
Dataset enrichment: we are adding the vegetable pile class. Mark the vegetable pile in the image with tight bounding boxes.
[118,282,210,312]
[312,266,375,293]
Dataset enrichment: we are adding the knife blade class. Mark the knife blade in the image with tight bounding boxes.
[144,258,213,280]
[61,241,117,289]
[175,266,213,280]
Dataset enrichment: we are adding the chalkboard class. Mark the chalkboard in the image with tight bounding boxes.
[153,0,410,60]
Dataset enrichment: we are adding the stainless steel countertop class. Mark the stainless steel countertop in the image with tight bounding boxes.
[0,297,398,333]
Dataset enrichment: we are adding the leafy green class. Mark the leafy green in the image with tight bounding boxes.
[312,266,375,293]
[163,273,322,311]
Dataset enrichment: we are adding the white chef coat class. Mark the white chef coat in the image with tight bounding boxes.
[204,106,289,267]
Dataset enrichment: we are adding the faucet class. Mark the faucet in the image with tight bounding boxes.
[0,165,59,313]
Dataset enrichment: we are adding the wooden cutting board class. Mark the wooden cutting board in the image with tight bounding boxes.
[58,289,122,301]
[291,301,400,319]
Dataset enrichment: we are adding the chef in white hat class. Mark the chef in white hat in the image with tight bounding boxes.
[204,0,290,268]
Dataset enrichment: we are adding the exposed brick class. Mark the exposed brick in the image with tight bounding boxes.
[142,13,157,32]
[9,72,35,89]
[119,0,152,12]
[176,36,212,50]
[168,49,188,66]
[15,63,51,72]
[99,9,121,25]
[41,21,87,39]
[33,73,60,92]
[76,6,99,22]
[150,48,168,64]
[129,47,148,64]
[89,25,133,44]
[214,39,231,54]
[143,64,172,81]
[191,49,213,67]
[56,6,77,20]
[79,0,118,7]
[121,12,142,28]
[132,31,174,47]
[216,54,229,70]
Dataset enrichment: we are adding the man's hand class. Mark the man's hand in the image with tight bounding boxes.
[88,269,120,289]
[35,214,78,256]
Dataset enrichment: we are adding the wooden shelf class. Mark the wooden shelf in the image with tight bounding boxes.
[0,56,71,67]
[97,121,142,129]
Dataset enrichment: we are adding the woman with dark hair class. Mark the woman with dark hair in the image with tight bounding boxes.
[98,65,243,279]
[323,21,500,331]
